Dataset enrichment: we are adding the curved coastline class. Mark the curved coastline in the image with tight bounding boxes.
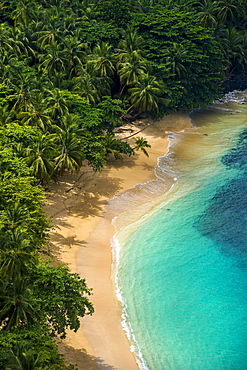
[44,112,192,369]
[109,123,198,369]
[112,90,247,370]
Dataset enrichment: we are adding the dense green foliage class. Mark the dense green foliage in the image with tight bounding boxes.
[132,9,225,109]
[0,157,93,368]
[0,0,247,367]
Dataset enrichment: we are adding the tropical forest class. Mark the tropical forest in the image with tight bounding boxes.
[0,0,247,368]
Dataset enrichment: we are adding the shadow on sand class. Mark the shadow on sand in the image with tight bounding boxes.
[57,341,116,370]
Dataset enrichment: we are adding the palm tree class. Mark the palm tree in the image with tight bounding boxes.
[39,41,66,78]
[5,342,45,370]
[117,53,148,94]
[23,133,55,184]
[133,136,151,157]
[224,27,246,74]
[162,43,188,80]
[0,24,14,56]
[0,235,37,282]
[0,105,15,127]
[0,225,38,281]
[103,135,125,160]
[54,114,85,174]
[87,42,115,77]
[73,64,110,105]
[116,27,145,63]
[72,75,101,105]
[11,0,39,29]
[45,88,69,119]
[18,109,51,132]
[0,202,31,231]
[63,34,88,78]
[8,26,36,60]
[17,92,52,130]
[196,0,219,28]
[37,29,60,51]
[0,53,18,84]
[128,74,167,114]
[45,70,68,90]
[8,88,32,114]
[7,73,37,113]
[0,277,40,330]
[216,0,238,24]
[135,0,156,13]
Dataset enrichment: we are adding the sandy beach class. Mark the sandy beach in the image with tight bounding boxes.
[44,112,192,370]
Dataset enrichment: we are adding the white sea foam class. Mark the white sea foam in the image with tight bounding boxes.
[111,234,150,370]
[208,105,234,111]
[107,138,182,219]
[215,89,247,104]
[108,118,197,369]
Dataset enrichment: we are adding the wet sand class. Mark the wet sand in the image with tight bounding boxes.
[44,112,191,369]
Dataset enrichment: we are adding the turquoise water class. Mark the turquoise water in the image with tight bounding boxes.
[116,92,247,369]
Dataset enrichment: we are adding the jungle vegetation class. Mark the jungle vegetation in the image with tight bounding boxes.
[0,0,247,368]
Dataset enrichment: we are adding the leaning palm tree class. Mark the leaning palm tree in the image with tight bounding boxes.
[128,74,168,114]
[133,136,151,157]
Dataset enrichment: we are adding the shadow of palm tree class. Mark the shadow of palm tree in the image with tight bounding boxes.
[57,342,115,370]
[52,233,86,249]
[46,172,125,221]
[140,161,155,171]
[106,154,138,169]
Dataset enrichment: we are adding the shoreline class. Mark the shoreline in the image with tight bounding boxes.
[44,112,192,369]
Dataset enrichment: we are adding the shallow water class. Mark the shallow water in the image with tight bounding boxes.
[113,91,247,369]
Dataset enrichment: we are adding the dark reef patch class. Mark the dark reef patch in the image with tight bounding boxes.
[196,128,247,258]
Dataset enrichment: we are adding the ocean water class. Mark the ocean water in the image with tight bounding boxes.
[113,91,247,370]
